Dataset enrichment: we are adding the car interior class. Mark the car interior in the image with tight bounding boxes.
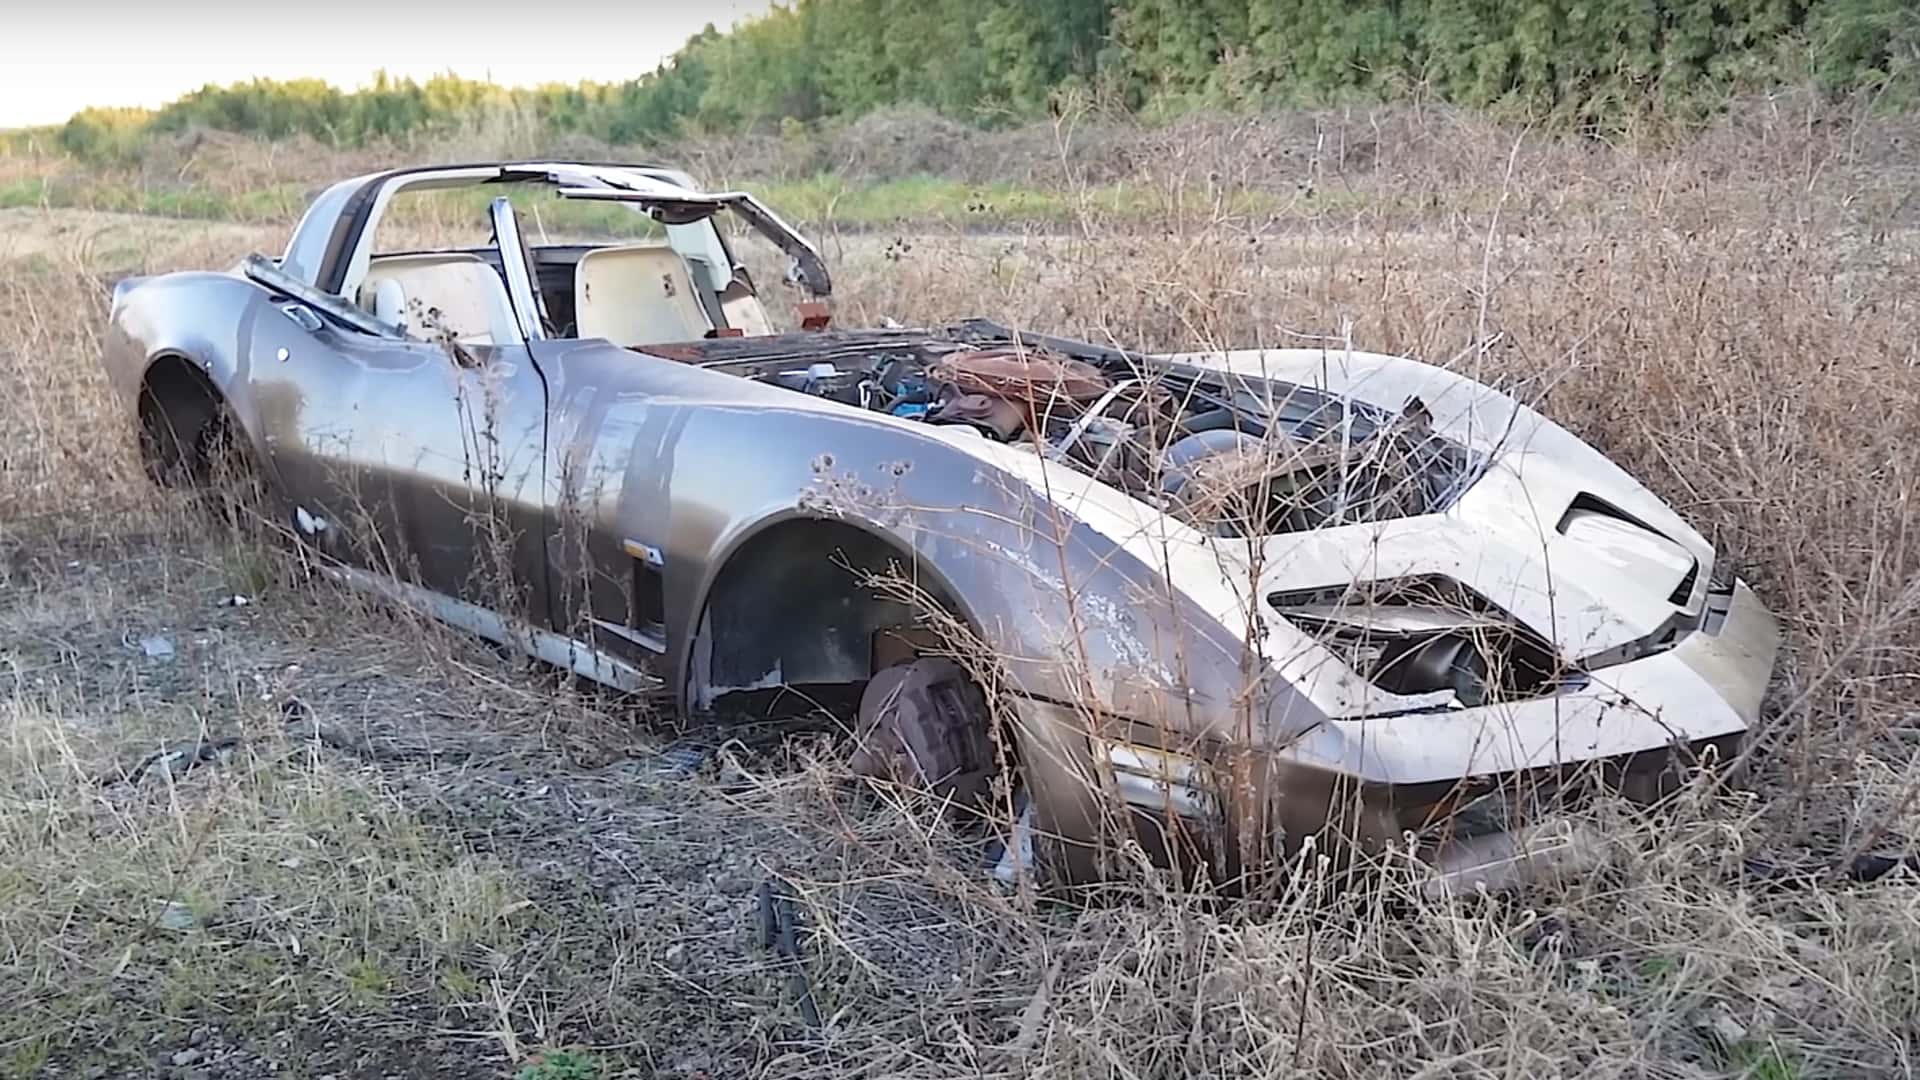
[353,242,733,348]
[347,191,761,349]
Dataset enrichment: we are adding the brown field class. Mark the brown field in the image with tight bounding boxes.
[3,104,1919,1079]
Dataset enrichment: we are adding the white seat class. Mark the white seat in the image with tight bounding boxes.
[357,253,519,346]
[370,279,408,328]
[573,244,713,346]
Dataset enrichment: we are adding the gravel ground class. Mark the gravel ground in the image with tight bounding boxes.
[0,520,1050,1079]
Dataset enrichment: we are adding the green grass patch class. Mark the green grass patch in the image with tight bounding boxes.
[0,173,307,223]
[1731,1039,1804,1080]
[4,164,1360,233]
[108,182,307,222]
[517,1049,605,1080]
[757,173,1298,226]
[0,176,51,209]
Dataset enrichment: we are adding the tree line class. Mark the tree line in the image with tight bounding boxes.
[50,0,1917,159]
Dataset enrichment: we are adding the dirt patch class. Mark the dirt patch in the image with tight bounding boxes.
[6,522,1915,1080]
[0,521,1055,1078]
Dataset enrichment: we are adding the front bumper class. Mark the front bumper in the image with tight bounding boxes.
[1281,577,1779,787]
[1015,577,1779,889]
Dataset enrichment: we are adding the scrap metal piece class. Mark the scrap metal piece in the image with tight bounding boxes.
[755,876,822,1031]
[796,301,832,331]
[987,790,1038,885]
[648,742,711,779]
[101,736,241,787]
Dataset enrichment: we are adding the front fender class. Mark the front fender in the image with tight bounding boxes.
[656,402,1317,748]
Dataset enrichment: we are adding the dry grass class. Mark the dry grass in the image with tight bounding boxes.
[2,103,1919,1078]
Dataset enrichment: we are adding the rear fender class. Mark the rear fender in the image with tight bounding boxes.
[107,271,288,486]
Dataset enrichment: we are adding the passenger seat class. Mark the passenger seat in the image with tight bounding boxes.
[573,244,714,346]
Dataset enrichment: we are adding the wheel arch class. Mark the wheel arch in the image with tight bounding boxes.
[136,351,234,482]
[678,508,989,713]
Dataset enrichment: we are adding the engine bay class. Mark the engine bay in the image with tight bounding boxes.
[676,326,1482,537]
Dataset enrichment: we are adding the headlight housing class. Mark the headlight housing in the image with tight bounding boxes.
[1557,505,1697,603]
[1271,577,1581,708]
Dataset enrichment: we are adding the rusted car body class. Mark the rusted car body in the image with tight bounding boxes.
[102,161,1781,891]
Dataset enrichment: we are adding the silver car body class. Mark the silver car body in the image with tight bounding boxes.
[100,161,1781,889]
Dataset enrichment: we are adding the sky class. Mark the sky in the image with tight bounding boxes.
[0,0,777,128]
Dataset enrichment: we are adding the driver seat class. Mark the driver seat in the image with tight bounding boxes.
[358,253,519,346]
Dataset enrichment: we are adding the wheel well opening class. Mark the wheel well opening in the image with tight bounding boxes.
[688,518,974,717]
[137,355,225,481]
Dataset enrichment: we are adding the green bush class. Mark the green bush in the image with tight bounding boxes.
[56,107,152,162]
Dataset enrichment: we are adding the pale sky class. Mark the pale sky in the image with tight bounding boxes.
[0,0,777,129]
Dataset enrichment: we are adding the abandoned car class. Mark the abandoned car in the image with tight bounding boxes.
[102,161,1781,891]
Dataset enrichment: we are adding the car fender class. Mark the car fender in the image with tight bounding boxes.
[655,402,1309,744]
[108,271,271,431]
